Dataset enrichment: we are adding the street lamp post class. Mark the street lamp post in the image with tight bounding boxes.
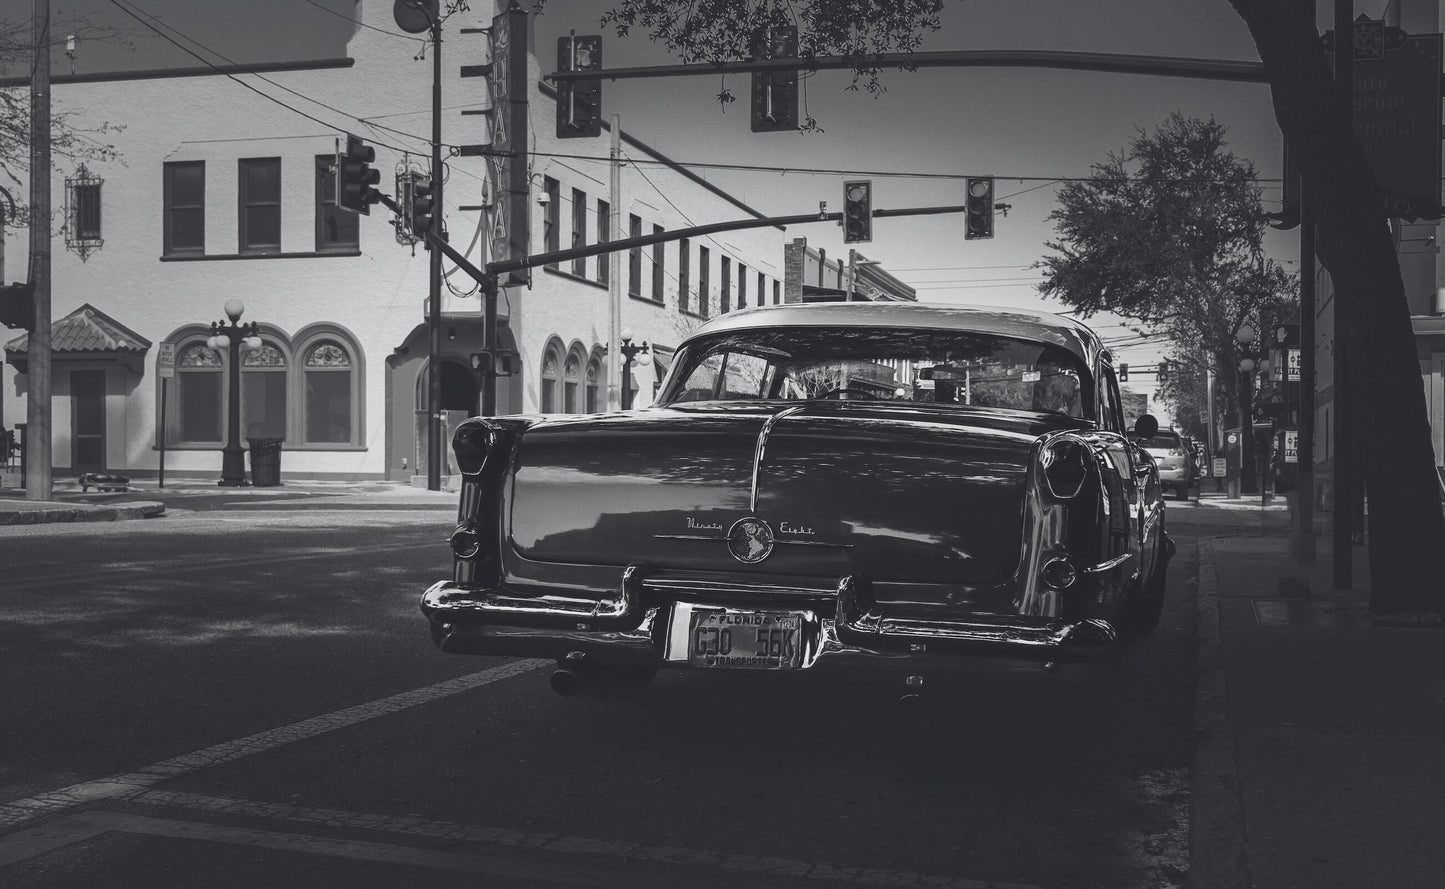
[618,328,652,410]
[207,299,262,487]
[1235,325,1257,497]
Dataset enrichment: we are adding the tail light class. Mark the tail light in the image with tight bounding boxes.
[1040,436,1089,499]
[452,422,495,475]
[1041,556,1078,590]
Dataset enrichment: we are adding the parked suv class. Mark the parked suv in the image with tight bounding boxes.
[1140,427,1195,499]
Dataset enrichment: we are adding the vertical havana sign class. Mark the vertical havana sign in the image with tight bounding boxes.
[489,3,531,286]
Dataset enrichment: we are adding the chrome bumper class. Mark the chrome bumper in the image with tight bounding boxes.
[420,569,1117,672]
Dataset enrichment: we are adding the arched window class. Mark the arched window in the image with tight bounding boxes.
[302,339,353,443]
[540,344,561,413]
[176,341,223,444]
[585,352,602,412]
[564,352,582,413]
[241,341,288,439]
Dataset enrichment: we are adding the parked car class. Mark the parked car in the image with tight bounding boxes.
[421,303,1174,697]
[1139,427,1195,499]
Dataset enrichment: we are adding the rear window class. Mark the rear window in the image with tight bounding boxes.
[1146,430,1183,448]
[662,326,1094,419]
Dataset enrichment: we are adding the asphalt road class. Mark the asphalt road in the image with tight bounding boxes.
[0,504,1217,889]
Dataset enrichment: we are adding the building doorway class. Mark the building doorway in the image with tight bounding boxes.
[70,370,106,473]
[414,359,478,479]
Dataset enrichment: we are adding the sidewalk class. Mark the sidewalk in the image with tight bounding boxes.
[0,478,456,526]
[1190,535,1445,889]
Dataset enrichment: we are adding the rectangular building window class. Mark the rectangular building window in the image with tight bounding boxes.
[773,279,781,304]
[679,238,691,313]
[163,161,205,256]
[71,182,102,241]
[628,214,642,297]
[596,199,610,284]
[758,272,766,309]
[571,188,587,276]
[737,264,747,309]
[315,154,358,252]
[699,246,710,317]
[543,176,560,267]
[721,257,731,313]
[238,157,281,254]
[652,224,665,303]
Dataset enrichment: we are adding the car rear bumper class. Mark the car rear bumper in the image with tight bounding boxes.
[420,569,1118,676]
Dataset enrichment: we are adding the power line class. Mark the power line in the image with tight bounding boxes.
[107,0,434,157]
[301,0,420,42]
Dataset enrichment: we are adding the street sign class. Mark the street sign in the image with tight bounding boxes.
[1285,347,1301,383]
[1283,429,1298,464]
[1212,457,1227,477]
[1327,19,1443,220]
[157,342,175,379]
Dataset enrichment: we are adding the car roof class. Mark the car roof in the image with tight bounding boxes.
[682,302,1107,369]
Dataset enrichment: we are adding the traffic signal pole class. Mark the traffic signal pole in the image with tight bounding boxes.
[426,16,444,492]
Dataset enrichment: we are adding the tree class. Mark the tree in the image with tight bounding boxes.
[1035,113,1297,494]
[0,14,126,235]
[594,0,1445,611]
[1225,0,1445,611]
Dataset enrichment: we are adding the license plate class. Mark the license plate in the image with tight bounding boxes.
[687,610,803,669]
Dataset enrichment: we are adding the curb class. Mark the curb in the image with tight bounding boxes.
[1187,539,1249,889]
[0,501,165,526]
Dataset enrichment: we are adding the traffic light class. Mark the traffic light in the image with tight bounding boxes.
[1157,359,1170,383]
[557,34,602,138]
[1274,322,1300,346]
[409,173,436,236]
[750,25,798,132]
[964,177,994,240]
[0,281,35,331]
[842,180,872,244]
[337,135,380,214]
[1118,363,1128,383]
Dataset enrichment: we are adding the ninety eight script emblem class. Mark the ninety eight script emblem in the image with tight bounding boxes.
[726,516,775,564]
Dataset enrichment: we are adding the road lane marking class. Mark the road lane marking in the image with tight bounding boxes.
[0,804,1048,889]
[0,659,548,831]
[6,538,440,589]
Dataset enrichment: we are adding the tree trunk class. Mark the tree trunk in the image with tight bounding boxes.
[1228,0,1445,609]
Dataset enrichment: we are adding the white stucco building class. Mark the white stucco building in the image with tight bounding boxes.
[1,1,803,484]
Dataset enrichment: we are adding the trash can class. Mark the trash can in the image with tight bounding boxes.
[247,437,284,487]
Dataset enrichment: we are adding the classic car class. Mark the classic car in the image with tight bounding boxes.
[1139,427,1196,500]
[421,303,1174,697]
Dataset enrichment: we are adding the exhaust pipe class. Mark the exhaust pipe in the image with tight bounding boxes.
[550,669,580,697]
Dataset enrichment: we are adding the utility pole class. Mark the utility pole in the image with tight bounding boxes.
[1297,180,1316,565]
[1331,0,1353,587]
[28,0,52,502]
[607,114,622,411]
[426,14,444,491]
[846,249,857,301]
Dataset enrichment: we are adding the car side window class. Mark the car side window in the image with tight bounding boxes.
[676,353,724,402]
[718,352,774,399]
[1098,365,1125,432]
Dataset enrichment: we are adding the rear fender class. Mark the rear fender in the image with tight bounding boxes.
[451,417,534,586]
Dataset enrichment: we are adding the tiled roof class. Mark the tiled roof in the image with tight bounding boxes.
[4,303,151,355]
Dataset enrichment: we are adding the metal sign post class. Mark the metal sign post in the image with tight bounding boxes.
[157,342,174,489]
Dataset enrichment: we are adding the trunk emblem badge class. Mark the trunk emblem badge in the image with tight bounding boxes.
[727,517,775,563]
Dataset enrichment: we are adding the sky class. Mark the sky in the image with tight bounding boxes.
[11,0,1396,415]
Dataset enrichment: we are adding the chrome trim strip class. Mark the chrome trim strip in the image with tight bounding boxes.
[1085,552,1135,575]
[652,533,852,549]
[750,405,807,513]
